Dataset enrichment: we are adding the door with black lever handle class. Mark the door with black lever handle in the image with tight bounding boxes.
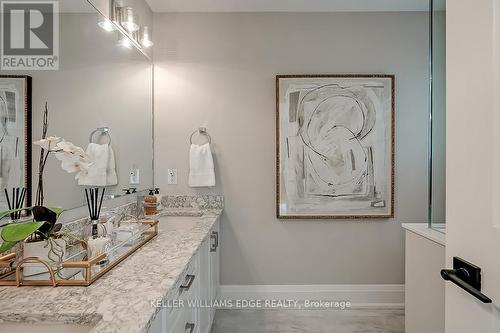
[441,257,492,303]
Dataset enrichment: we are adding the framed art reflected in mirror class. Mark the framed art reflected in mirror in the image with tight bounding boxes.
[0,76,32,213]
[276,74,394,219]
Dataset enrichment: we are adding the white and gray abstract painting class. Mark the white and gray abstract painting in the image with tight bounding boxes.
[277,75,394,218]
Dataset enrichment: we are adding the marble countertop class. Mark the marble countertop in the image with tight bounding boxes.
[0,209,222,333]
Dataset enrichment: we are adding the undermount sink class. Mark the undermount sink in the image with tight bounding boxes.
[159,214,203,232]
[2,322,94,333]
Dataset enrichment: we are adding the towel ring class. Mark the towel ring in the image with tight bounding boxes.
[190,127,212,144]
[89,127,111,145]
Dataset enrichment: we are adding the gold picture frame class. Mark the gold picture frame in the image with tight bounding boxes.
[276,74,395,219]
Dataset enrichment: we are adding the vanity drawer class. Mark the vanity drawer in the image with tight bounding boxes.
[165,277,200,333]
[164,250,201,332]
[167,307,198,333]
[165,283,200,333]
[171,251,200,299]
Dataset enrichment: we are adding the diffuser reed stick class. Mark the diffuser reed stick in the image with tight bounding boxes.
[85,187,105,238]
[4,187,26,220]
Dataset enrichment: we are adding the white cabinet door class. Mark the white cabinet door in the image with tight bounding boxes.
[168,308,197,333]
[208,219,220,322]
[180,256,200,333]
[155,221,220,333]
[199,237,211,332]
[148,308,164,333]
[164,251,201,333]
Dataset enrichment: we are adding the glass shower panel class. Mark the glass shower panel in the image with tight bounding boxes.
[429,0,446,230]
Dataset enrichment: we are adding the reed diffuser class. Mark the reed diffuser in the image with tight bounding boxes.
[85,187,105,238]
[4,187,26,220]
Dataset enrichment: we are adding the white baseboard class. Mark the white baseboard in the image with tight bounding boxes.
[218,284,404,309]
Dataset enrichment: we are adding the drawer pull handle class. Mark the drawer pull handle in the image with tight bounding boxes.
[180,274,195,291]
[210,234,216,252]
[210,231,219,252]
[185,322,195,333]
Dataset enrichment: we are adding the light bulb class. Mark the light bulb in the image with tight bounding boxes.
[98,18,116,32]
[122,7,139,32]
[118,36,132,48]
[141,26,154,48]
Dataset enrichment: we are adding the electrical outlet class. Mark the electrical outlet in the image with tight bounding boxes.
[130,168,140,185]
[167,169,178,185]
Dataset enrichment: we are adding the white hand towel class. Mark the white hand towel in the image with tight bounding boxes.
[189,143,215,187]
[106,145,118,186]
[78,143,111,187]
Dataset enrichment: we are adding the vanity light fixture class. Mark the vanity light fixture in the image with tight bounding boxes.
[98,18,116,32]
[99,0,152,53]
[122,7,139,33]
[141,26,153,48]
[98,0,122,32]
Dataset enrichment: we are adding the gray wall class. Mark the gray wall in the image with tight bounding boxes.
[154,12,429,285]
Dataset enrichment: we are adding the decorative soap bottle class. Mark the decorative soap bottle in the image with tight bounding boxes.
[144,189,158,216]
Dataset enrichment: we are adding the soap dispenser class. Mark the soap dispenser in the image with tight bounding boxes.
[144,189,158,216]
[154,187,162,203]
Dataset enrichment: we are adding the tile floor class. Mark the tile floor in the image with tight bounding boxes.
[211,309,404,333]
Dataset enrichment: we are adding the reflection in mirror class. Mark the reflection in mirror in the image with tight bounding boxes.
[89,0,154,59]
[0,76,32,212]
[2,0,153,211]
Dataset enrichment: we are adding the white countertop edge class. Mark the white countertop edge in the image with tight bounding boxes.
[402,223,446,246]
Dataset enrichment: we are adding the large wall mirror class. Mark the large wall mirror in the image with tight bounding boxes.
[0,0,153,212]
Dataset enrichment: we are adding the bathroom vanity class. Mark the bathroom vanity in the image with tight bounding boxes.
[148,213,221,333]
[0,208,222,333]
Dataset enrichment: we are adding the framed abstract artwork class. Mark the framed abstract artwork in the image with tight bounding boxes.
[0,76,32,212]
[276,74,394,219]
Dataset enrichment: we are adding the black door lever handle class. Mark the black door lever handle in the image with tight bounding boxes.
[441,269,492,303]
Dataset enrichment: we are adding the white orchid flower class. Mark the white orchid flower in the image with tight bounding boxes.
[59,154,92,174]
[34,135,92,187]
[33,136,61,151]
[55,151,92,166]
[55,141,86,157]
